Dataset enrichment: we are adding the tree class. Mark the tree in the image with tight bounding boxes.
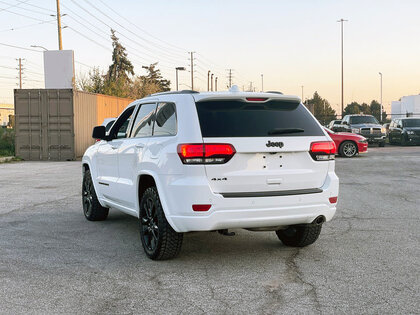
[306,91,336,124]
[76,67,105,94]
[370,100,387,122]
[129,63,171,99]
[344,100,387,122]
[106,29,134,82]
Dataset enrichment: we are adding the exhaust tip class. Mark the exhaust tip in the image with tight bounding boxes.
[313,215,326,225]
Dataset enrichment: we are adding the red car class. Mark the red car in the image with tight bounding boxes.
[324,127,368,158]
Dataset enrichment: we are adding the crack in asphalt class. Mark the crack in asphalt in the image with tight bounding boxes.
[285,249,322,314]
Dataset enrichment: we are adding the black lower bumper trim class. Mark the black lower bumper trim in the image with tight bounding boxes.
[220,188,323,198]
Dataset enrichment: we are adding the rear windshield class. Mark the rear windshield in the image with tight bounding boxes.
[349,116,379,124]
[403,119,420,127]
[195,99,323,137]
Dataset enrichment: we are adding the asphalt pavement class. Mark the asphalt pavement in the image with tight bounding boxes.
[0,146,419,314]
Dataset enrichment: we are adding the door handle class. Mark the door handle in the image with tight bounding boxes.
[135,143,144,149]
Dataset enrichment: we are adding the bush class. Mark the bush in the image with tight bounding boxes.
[0,128,15,157]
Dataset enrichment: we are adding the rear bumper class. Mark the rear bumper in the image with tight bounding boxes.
[161,172,339,233]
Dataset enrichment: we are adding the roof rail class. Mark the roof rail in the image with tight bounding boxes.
[149,90,199,97]
[266,91,284,95]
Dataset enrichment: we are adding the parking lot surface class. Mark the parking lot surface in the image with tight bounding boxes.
[0,146,419,314]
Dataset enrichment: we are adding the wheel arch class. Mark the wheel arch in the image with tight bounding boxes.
[136,171,180,232]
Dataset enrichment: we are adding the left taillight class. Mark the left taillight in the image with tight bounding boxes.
[177,143,236,164]
[310,141,336,161]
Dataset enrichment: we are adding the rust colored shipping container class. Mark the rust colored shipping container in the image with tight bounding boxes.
[15,89,133,161]
[96,93,134,126]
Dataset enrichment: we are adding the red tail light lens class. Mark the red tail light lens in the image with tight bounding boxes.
[329,196,338,204]
[177,143,236,164]
[192,204,212,211]
[310,141,336,161]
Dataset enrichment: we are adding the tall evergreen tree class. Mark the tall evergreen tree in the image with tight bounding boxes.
[107,29,134,81]
[307,91,336,124]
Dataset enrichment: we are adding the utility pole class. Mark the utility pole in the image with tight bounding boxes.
[379,72,383,122]
[56,0,63,50]
[227,69,233,88]
[17,58,23,89]
[189,52,195,90]
[215,77,218,91]
[301,85,304,101]
[261,74,264,92]
[337,18,348,118]
[211,74,214,91]
[207,70,210,91]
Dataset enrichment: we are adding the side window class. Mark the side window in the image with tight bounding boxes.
[110,106,135,139]
[131,103,157,138]
[153,102,177,136]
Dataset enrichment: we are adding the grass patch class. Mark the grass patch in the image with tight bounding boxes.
[0,128,15,157]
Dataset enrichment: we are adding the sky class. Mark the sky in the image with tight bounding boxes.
[1,0,420,114]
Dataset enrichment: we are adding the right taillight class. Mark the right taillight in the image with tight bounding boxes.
[177,143,236,164]
[310,141,336,161]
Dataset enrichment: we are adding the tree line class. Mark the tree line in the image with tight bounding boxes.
[77,30,170,99]
[305,91,388,124]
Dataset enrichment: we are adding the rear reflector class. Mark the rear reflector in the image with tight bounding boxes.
[246,97,267,102]
[329,196,338,204]
[177,143,236,164]
[310,141,336,161]
[192,204,212,211]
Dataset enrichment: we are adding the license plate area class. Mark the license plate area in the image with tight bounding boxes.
[263,152,287,170]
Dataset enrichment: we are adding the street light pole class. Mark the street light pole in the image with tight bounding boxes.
[207,70,210,91]
[379,72,383,122]
[261,74,264,92]
[175,67,186,91]
[211,74,214,91]
[337,18,348,119]
[215,77,218,91]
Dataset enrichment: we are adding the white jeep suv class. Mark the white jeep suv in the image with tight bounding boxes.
[82,88,339,260]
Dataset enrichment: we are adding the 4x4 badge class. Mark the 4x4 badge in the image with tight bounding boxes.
[266,140,284,148]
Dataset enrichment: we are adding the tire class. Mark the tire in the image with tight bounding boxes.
[276,224,322,247]
[401,135,408,146]
[82,169,109,221]
[139,187,183,260]
[379,141,385,147]
[339,141,357,158]
[388,135,394,145]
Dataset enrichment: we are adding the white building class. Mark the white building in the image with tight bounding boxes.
[391,95,420,119]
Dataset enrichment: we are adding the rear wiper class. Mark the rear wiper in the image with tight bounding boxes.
[268,128,304,135]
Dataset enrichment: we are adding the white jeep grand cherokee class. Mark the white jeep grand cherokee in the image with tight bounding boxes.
[82,87,339,260]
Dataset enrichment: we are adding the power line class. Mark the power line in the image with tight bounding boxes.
[96,0,186,53]
[0,19,55,32]
[0,0,30,12]
[83,0,187,59]
[0,0,50,15]
[0,6,47,21]
[0,42,42,52]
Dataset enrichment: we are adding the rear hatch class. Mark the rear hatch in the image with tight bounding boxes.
[194,96,330,196]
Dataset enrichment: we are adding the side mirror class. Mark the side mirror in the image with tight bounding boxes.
[397,125,402,129]
[92,126,106,140]
[342,121,348,125]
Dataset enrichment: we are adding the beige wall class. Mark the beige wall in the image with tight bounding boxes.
[0,104,14,127]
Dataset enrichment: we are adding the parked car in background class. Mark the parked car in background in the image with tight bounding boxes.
[324,127,368,158]
[341,114,386,147]
[327,120,343,132]
[101,118,116,132]
[388,117,420,145]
